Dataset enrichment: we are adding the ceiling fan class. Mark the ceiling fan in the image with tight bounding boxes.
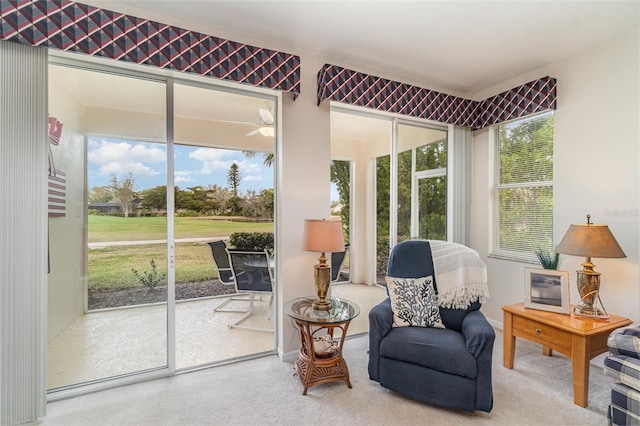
[246,108,274,138]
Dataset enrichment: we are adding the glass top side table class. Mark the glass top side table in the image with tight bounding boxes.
[284,297,360,395]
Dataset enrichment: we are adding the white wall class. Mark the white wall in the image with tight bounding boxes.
[470,27,640,325]
[278,51,332,356]
[47,75,87,342]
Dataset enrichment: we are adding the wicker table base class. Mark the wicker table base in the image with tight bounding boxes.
[294,344,352,395]
[284,297,360,395]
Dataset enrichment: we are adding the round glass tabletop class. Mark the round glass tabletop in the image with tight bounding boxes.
[284,297,360,324]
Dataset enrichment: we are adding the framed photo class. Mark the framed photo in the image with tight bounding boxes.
[524,268,570,314]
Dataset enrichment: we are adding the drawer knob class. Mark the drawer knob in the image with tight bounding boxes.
[536,328,541,334]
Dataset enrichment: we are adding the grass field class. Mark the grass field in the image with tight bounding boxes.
[89,242,220,290]
[88,215,274,290]
[88,215,274,242]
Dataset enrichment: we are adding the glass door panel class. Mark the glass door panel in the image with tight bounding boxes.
[330,159,351,283]
[417,176,446,239]
[396,123,448,243]
[47,63,168,390]
[173,83,276,369]
[375,154,390,285]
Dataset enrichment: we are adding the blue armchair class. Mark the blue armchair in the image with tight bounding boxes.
[368,239,495,412]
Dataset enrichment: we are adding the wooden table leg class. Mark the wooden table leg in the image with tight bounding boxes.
[503,311,515,369]
[543,346,553,356]
[571,334,589,407]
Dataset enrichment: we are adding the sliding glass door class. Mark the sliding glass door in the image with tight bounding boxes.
[47,63,168,390]
[173,83,276,369]
[47,59,278,394]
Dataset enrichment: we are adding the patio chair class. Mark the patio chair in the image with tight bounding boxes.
[222,249,275,332]
[331,243,350,282]
[207,240,251,313]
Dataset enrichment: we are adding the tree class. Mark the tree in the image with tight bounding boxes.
[240,188,274,218]
[110,173,136,218]
[88,186,113,204]
[227,163,241,197]
[242,151,274,167]
[207,185,232,215]
[330,160,350,241]
[140,185,168,212]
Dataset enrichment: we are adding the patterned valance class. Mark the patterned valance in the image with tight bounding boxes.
[317,64,556,129]
[1,1,301,97]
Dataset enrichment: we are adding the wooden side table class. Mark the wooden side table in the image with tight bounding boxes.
[502,302,631,407]
[284,297,360,395]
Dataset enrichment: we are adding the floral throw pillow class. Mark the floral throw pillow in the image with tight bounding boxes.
[385,276,445,328]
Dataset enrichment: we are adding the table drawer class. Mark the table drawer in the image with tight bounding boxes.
[512,315,571,349]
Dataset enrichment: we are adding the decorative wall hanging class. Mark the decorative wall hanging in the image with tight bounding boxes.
[48,170,66,218]
[47,115,65,217]
[317,64,556,129]
[0,1,301,98]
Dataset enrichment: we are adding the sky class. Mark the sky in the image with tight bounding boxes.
[87,137,274,194]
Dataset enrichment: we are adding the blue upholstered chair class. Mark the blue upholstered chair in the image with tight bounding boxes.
[368,239,495,412]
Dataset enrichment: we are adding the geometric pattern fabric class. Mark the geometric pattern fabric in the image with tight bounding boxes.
[1,0,301,98]
[317,64,556,129]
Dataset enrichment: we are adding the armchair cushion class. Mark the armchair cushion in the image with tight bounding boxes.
[605,355,640,392]
[608,325,640,357]
[380,326,477,379]
[385,275,444,328]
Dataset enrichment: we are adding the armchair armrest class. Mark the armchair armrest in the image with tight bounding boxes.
[368,297,394,381]
[461,309,495,358]
[461,309,495,412]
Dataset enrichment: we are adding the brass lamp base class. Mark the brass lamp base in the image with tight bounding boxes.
[312,254,332,311]
[312,299,332,311]
[573,263,609,319]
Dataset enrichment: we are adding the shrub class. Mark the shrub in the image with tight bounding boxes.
[176,210,199,217]
[131,259,166,290]
[230,232,274,251]
[377,235,390,274]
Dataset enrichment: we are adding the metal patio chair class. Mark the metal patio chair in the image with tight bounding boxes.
[222,249,275,332]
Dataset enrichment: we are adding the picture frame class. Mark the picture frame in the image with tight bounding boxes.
[524,268,571,314]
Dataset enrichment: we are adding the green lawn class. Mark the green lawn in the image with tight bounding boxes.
[89,215,273,242]
[89,242,219,290]
[88,215,274,291]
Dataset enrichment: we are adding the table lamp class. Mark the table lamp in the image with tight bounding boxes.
[555,215,626,319]
[303,219,345,310]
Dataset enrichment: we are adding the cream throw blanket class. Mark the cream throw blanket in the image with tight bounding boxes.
[429,240,489,309]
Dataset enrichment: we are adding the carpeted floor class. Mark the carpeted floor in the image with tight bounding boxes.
[38,328,611,425]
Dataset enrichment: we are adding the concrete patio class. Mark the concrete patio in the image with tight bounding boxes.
[47,283,387,391]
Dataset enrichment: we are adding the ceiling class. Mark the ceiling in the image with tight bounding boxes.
[107,0,640,95]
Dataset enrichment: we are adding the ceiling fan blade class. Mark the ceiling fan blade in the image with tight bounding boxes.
[259,108,274,124]
[258,126,274,138]
[247,127,274,138]
[216,119,258,126]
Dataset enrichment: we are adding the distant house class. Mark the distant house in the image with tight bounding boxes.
[88,197,144,215]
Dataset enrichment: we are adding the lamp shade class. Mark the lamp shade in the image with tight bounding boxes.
[303,219,345,253]
[556,223,626,259]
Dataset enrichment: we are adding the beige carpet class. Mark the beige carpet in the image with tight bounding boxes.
[38,327,611,425]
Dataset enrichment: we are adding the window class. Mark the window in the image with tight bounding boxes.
[490,111,554,262]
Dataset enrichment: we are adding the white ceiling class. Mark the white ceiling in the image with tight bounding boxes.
[108,0,640,95]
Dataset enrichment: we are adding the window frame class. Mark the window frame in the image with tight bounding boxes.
[489,111,554,263]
